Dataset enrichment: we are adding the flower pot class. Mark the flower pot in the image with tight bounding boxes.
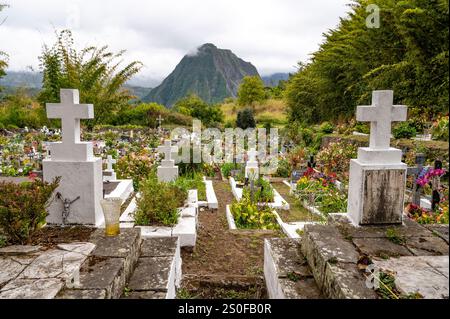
[100,197,122,237]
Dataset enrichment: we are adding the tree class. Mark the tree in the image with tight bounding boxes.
[236,108,256,129]
[38,30,142,126]
[0,4,9,85]
[237,76,266,106]
[174,94,223,125]
[286,0,449,124]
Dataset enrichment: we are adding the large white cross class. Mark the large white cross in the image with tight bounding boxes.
[158,140,178,161]
[356,90,407,149]
[247,148,258,162]
[105,155,117,171]
[46,89,94,146]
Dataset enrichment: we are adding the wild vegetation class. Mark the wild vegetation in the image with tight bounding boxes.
[285,0,449,125]
[0,177,60,244]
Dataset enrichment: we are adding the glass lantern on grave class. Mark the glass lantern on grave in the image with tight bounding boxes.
[100,197,122,236]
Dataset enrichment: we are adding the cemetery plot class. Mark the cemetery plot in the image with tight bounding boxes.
[289,168,348,219]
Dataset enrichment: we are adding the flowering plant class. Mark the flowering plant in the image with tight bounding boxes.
[295,168,347,216]
[316,141,357,183]
[416,168,446,187]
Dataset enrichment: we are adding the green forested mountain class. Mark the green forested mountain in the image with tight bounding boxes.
[286,0,449,124]
[144,43,260,106]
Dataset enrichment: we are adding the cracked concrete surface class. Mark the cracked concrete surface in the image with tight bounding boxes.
[0,243,95,299]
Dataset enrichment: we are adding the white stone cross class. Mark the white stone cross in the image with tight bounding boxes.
[356,90,407,149]
[158,140,175,162]
[157,114,164,128]
[247,148,258,162]
[46,89,94,146]
[105,155,116,171]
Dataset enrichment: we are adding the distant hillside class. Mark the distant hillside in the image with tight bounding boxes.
[144,43,260,106]
[0,71,151,101]
[123,85,152,101]
[0,71,43,89]
[261,73,290,87]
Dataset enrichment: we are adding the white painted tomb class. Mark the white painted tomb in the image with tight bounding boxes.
[157,140,179,183]
[43,89,104,226]
[245,148,259,179]
[347,90,408,226]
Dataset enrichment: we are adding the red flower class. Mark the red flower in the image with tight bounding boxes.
[28,172,37,180]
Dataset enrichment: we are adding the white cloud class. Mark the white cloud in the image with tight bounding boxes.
[0,0,349,86]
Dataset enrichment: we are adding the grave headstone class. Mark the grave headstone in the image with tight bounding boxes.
[157,114,164,134]
[432,160,443,211]
[43,89,104,226]
[347,90,408,225]
[407,153,426,206]
[245,148,259,179]
[291,169,305,184]
[157,140,179,182]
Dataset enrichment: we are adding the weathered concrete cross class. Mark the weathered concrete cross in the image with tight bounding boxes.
[407,153,426,206]
[356,90,407,149]
[46,89,94,147]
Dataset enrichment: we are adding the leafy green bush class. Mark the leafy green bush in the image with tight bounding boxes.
[243,178,274,203]
[230,195,279,230]
[354,122,370,134]
[392,122,417,139]
[220,163,236,178]
[432,115,449,141]
[316,141,357,182]
[172,173,206,201]
[116,152,155,191]
[0,177,60,244]
[174,94,223,125]
[319,121,334,134]
[275,158,291,178]
[134,176,187,226]
[236,108,256,129]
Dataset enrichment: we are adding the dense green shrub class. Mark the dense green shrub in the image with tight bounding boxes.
[236,108,256,129]
[0,177,60,244]
[220,163,236,178]
[0,91,48,129]
[116,153,155,191]
[316,141,357,182]
[172,173,206,201]
[392,122,417,139]
[319,121,334,134]
[275,158,291,178]
[114,103,192,127]
[354,122,370,134]
[432,115,449,141]
[243,178,274,203]
[174,94,223,125]
[230,195,279,230]
[134,176,187,226]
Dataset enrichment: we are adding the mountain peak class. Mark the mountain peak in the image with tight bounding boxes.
[144,45,260,106]
[198,43,217,50]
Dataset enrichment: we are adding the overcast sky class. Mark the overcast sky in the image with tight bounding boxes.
[0,0,349,86]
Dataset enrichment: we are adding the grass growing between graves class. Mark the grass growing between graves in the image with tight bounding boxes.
[273,183,325,223]
[180,180,280,299]
[173,173,207,202]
